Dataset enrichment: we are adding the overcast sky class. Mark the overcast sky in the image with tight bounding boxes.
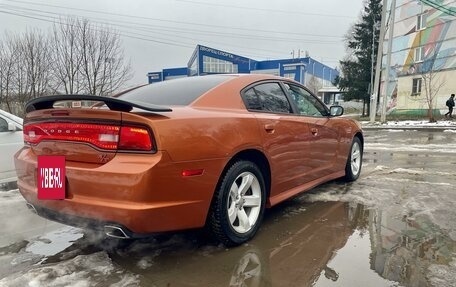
[0,0,364,86]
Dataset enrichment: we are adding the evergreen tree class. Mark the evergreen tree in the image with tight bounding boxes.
[335,0,382,116]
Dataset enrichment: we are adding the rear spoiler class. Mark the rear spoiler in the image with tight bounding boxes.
[25,95,173,113]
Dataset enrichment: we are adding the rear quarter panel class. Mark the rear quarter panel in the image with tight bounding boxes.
[134,107,263,163]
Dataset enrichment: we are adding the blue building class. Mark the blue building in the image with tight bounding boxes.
[147,45,338,90]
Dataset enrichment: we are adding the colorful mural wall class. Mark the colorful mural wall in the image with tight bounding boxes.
[383,0,456,114]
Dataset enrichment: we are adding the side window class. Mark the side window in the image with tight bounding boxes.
[243,83,291,114]
[243,88,262,110]
[0,117,8,132]
[284,84,328,117]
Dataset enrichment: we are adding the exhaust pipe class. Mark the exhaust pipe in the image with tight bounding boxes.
[26,203,38,214]
[104,225,130,239]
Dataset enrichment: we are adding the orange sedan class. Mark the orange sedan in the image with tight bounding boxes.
[14,74,363,246]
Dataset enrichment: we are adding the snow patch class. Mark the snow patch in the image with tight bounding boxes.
[0,252,139,287]
[373,165,389,171]
[365,142,456,154]
[304,165,456,238]
[384,129,405,132]
[362,120,456,128]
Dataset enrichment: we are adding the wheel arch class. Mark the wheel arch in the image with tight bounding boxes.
[223,149,271,198]
[354,131,364,150]
[205,149,271,222]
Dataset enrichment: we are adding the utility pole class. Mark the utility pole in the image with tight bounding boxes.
[370,0,388,123]
[381,0,396,123]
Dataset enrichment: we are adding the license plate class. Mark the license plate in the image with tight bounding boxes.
[37,155,66,200]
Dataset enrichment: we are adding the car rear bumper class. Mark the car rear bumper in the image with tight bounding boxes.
[14,147,224,234]
[25,202,155,239]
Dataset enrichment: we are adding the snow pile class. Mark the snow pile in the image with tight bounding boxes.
[304,166,456,237]
[0,252,140,287]
[364,142,456,153]
[0,189,23,206]
[361,120,456,128]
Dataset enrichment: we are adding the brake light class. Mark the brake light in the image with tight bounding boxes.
[118,126,152,151]
[24,122,154,151]
[24,123,120,150]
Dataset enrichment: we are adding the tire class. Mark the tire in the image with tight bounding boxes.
[208,160,266,246]
[344,137,363,182]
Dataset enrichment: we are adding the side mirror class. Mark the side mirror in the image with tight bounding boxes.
[330,105,344,117]
[8,122,17,131]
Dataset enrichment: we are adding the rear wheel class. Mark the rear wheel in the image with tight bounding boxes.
[344,137,363,182]
[209,161,266,246]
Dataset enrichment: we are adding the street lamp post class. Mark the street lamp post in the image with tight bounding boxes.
[370,23,375,99]
[370,0,388,123]
[380,0,396,123]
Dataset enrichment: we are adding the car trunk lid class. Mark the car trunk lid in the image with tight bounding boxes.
[24,109,124,164]
[22,95,171,164]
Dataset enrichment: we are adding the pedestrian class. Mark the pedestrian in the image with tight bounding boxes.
[445,94,455,118]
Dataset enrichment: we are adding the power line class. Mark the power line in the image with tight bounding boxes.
[0,1,349,62]
[0,8,289,59]
[0,8,284,58]
[0,9,195,49]
[0,4,342,43]
[175,0,355,19]
[3,0,345,38]
[0,4,346,60]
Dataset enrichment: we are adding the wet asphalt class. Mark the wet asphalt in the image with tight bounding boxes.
[1,129,456,287]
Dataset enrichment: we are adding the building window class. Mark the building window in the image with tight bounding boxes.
[412,78,422,95]
[283,73,295,80]
[414,46,425,62]
[417,13,427,31]
[189,58,198,76]
[202,56,238,74]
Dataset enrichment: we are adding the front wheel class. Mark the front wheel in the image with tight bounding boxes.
[343,137,363,182]
[208,160,266,246]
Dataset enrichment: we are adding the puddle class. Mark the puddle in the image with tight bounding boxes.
[1,200,456,286]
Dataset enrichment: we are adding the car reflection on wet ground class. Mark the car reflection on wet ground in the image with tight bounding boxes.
[1,129,456,287]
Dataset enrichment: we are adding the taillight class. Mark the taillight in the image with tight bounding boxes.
[24,122,154,152]
[118,126,153,151]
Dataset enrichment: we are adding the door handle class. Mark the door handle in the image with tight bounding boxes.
[311,128,318,136]
[264,124,275,133]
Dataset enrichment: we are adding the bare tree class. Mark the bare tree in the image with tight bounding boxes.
[0,41,8,110]
[51,17,83,94]
[0,33,25,112]
[1,37,16,112]
[1,16,132,113]
[79,20,131,96]
[21,29,53,101]
[410,51,445,123]
[421,67,445,123]
[306,75,322,96]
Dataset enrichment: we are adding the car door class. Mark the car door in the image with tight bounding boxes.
[0,112,24,184]
[241,82,315,197]
[282,83,340,178]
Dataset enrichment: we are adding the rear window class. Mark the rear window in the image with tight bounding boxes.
[119,75,234,105]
